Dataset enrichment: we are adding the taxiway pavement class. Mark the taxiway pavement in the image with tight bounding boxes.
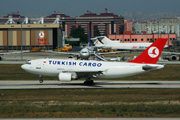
[0,80,180,89]
[1,118,180,120]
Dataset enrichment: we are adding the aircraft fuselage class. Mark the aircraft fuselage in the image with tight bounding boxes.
[21,58,164,79]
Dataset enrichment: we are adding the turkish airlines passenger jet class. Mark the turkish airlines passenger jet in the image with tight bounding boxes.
[21,38,168,85]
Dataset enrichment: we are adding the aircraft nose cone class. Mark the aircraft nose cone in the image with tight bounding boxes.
[21,64,27,70]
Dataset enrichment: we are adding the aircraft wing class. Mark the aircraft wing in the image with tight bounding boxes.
[97,51,129,55]
[162,51,180,55]
[46,51,80,56]
[90,51,129,61]
[63,70,104,78]
[95,46,112,49]
[93,52,107,61]
[77,71,103,78]
[0,51,29,55]
[142,64,164,71]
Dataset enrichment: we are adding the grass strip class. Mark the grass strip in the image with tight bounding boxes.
[0,104,180,118]
[0,89,180,118]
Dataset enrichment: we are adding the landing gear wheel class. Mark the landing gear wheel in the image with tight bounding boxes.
[39,79,43,83]
[39,75,43,83]
[84,80,94,85]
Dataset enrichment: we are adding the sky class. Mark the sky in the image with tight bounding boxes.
[0,0,180,18]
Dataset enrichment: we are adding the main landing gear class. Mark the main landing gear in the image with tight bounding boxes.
[84,77,94,85]
[39,75,43,83]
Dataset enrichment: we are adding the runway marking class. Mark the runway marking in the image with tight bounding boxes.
[0,80,180,89]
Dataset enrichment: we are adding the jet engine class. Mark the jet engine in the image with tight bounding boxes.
[58,72,77,81]
[163,55,177,61]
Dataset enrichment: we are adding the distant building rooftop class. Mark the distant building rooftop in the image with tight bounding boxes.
[80,12,123,18]
[0,11,124,25]
[46,13,70,18]
[3,13,25,18]
[79,13,98,17]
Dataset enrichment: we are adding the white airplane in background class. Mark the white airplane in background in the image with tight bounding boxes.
[48,32,128,60]
[21,38,168,85]
[92,36,167,50]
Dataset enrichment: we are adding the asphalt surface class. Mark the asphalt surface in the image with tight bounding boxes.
[0,118,180,120]
[0,80,180,89]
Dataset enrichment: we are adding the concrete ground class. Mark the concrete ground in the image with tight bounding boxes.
[0,80,180,89]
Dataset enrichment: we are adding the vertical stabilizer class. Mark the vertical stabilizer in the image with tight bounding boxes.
[128,38,168,64]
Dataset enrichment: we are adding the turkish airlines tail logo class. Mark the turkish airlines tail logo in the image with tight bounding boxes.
[128,38,168,64]
[148,47,159,58]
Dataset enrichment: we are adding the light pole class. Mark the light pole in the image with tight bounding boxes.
[20,18,24,61]
[146,22,147,42]
[158,20,159,39]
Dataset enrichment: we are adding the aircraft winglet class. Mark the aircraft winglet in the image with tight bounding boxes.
[128,38,168,64]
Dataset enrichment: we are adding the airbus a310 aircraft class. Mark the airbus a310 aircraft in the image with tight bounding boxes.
[21,38,168,85]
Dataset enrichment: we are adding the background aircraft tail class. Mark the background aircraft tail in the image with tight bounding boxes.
[92,36,118,46]
[92,36,104,46]
[128,38,168,64]
[102,36,115,44]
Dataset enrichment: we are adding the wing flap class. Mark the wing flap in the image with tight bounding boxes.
[46,51,80,56]
[63,70,105,78]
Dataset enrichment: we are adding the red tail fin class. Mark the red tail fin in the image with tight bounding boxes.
[128,38,168,64]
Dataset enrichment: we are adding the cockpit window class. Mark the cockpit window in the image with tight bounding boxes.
[25,61,31,65]
[82,52,87,53]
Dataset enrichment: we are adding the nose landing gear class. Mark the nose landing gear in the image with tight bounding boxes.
[39,75,43,83]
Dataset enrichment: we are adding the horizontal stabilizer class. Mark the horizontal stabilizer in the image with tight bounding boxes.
[142,64,164,71]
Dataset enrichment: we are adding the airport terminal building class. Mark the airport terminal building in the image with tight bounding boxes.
[0,12,124,51]
[0,24,59,50]
[2,12,179,51]
[0,13,62,51]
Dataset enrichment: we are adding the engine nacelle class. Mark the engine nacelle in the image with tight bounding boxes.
[171,55,177,61]
[58,73,77,81]
[163,55,177,61]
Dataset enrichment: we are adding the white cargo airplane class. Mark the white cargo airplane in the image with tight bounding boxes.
[92,36,160,50]
[21,38,167,85]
